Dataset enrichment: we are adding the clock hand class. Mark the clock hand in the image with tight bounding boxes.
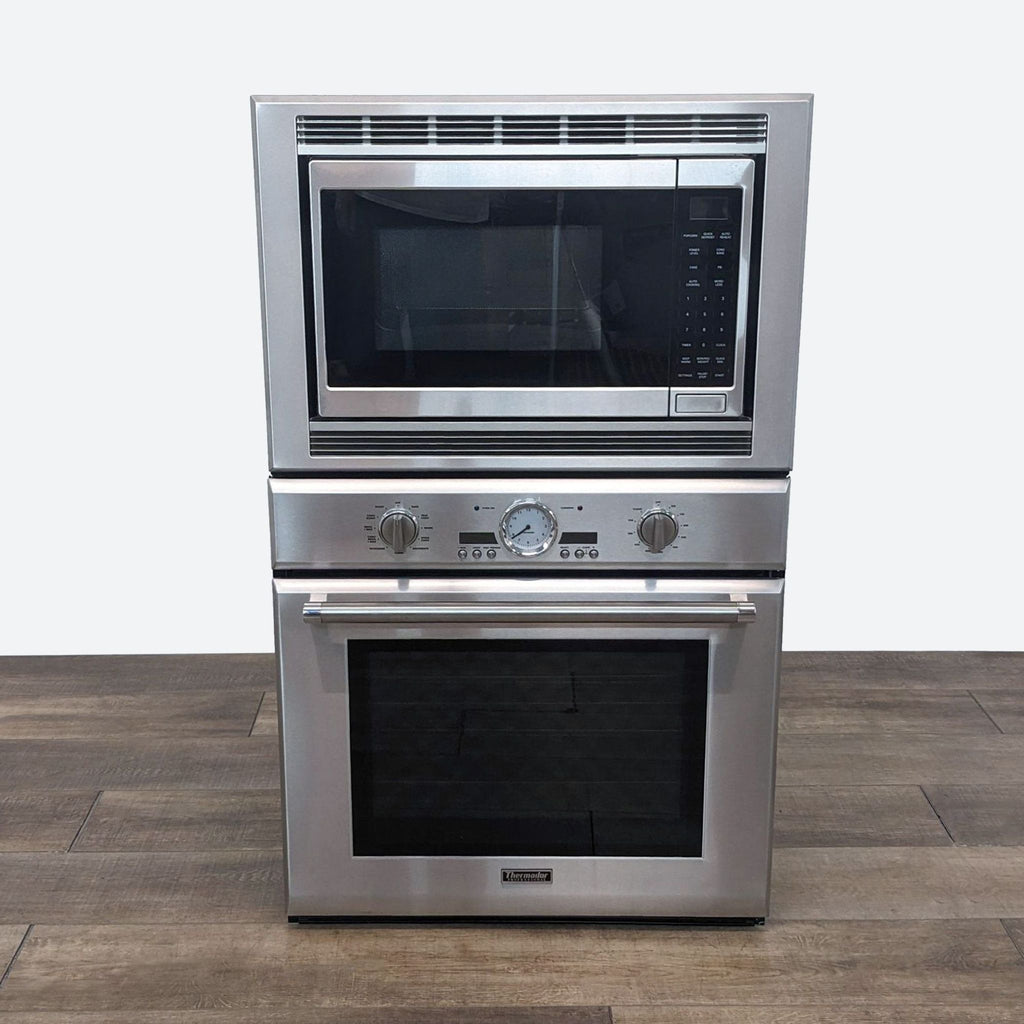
[511,524,533,539]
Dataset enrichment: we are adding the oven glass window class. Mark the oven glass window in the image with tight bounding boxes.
[348,639,708,857]
[318,189,677,388]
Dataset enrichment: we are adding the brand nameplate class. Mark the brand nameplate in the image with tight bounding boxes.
[501,869,553,885]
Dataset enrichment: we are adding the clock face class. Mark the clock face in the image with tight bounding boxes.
[499,500,558,557]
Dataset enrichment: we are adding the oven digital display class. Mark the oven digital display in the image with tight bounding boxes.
[558,532,598,545]
[458,532,498,545]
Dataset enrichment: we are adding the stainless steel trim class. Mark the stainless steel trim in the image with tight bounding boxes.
[316,389,671,421]
[301,600,756,624]
[308,158,677,191]
[308,157,752,422]
[252,95,811,471]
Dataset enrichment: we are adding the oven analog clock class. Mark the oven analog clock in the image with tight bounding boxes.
[499,500,558,557]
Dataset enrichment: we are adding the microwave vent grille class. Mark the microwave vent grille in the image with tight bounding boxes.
[296,113,767,148]
[309,430,753,459]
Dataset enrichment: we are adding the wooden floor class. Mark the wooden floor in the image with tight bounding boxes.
[0,652,1022,1020]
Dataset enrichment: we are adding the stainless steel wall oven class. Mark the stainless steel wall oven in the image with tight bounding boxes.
[271,478,788,920]
[253,95,811,923]
[252,95,812,473]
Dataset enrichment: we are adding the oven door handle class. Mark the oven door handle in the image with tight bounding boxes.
[302,600,756,625]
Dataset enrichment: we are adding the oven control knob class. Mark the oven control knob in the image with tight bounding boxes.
[637,509,678,553]
[378,509,418,554]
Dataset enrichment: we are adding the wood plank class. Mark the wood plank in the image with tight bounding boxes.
[0,792,97,852]
[0,693,263,739]
[0,737,279,791]
[0,924,29,981]
[250,691,277,736]
[782,651,1024,690]
[772,847,1024,919]
[0,1012,609,1024]
[776,733,1024,785]
[778,689,997,734]
[73,790,281,852]
[970,690,1024,733]
[922,785,1024,845]
[1004,919,1024,958]
[1,921,1021,1010]
[613,1007,1024,1022]
[0,852,282,924]
[773,786,950,848]
[0,654,274,696]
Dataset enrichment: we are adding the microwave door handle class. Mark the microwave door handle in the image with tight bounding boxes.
[302,600,756,625]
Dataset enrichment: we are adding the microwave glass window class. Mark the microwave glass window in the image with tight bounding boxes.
[347,639,709,858]
[318,189,677,388]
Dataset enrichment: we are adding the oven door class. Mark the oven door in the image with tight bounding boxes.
[274,576,782,919]
[308,158,754,420]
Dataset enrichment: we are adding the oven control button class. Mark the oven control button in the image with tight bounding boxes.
[560,549,570,559]
[457,548,468,560]
[637,509,678,553]
[486,549,497,559]
[378,509,418,554]
[588,549,599,559]
[472,549,482,559]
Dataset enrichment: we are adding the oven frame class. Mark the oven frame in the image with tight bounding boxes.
[252,94,812,474]
[273,575,784,920]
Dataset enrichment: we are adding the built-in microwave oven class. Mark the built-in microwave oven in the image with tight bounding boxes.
[252,96,812,472]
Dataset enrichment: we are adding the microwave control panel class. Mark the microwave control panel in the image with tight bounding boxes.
[676,189,745,390]
[270,479,788,572]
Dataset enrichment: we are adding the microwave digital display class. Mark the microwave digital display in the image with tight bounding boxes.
[689,196,731,221]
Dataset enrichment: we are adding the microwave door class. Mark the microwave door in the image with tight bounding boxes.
[309,159,679,420]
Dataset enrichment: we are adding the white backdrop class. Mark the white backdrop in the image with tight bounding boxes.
[1,2,1020,653]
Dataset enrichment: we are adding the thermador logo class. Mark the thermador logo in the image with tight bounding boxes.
[501,869,553,884]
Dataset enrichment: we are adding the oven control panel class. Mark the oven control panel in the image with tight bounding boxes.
[271,479,789,572]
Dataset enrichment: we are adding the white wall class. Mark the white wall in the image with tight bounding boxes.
[1,1,1020,653]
